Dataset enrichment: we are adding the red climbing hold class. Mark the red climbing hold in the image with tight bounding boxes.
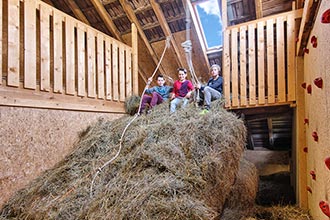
[311,36,317,48]
[304,118,309,125]
[306,186,312,193]
[303,48,309,54]
[314,77,323,89]
[312,131,318,142]
[319,201,330,217]
[307,84,312,94]
[321,9,330,24]
[325,157,330,170]
[303,147,308,153]
[310,170,316,180]
[301,82,307,89]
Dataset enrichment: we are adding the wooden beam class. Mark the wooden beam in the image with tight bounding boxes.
[227,9,303,30]
[118,0,166,75]
[267,118,274,146]
[221,0,227,29]
[149,0,184,67]
[0,85,125,113]
[296,0,304,9]
[296,0,321,56]
[255,0,263,19]
[294,56,307,209]
[64,0,90,25]
[132,23,139,95]
[0,0,2,85]
[42,0,54,6]
[89,0,122,40]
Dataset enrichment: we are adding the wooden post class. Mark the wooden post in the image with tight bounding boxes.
[7,0,20,87]
[0,0,2,85]
[65,17,75,95]
[221,0,227,29]
[24,0,37,89]
[276,16,286,102]
[105,38,112,100]
[240,26,247,106]
[77,24,86,97]
[97,33,105,99]
[119,44,125,102]
[132,23,138,95]
[248,24,256,105]
[40,4,51,91]
[223,30,231,108]
[266,19,275,104]
[231,28,238,107]
[287,14,296,101]
[87,30,96,98]
[294,56,307,209]
[222,0,229,107]
[257,21,265,104]
[53,12,63,93]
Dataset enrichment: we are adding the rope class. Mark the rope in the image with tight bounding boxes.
[181,0,201,103]
[90,36,171,198]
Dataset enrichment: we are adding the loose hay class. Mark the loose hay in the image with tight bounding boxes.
[252,205,312,220]
[124,95,141,115]
[1,99,247,220]
[221,159,259,220]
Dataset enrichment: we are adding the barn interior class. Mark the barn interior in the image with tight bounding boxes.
[0,0,330,219]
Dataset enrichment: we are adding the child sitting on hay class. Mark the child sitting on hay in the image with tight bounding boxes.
[170,68,194,113]
[195,64,223,114]
[139,74,173,114]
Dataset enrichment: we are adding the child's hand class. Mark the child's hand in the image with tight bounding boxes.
[147,77,152,85]
[185,91,192,99]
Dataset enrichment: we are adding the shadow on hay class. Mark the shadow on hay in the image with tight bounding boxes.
[1,99,252,220]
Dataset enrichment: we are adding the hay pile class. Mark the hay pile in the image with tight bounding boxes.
[221,159,259,220]
[124,95,141,115]
[1,99,249,220]
[251,205,312,220]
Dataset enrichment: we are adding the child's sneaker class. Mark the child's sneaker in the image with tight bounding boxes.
[199,109,209,115]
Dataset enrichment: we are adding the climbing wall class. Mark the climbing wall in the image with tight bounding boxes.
[302,1,330,219]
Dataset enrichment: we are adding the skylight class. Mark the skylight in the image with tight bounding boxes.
[194,0,223,49]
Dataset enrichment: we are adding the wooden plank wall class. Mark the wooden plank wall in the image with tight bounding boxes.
[223,9,302,109]
[0,0,137,112]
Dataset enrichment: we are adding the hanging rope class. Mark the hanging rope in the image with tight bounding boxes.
[90,36,171,198]
[181,0,201,103]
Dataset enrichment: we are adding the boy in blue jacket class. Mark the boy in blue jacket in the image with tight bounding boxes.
[140,74,172,114]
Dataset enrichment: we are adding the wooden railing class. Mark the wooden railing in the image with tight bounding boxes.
[0,0,138,113]
[223,9,302,109]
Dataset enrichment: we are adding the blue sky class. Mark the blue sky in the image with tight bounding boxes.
[196,0,223,48]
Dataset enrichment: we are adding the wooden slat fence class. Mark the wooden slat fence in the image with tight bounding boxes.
[0,0,138,112]
[223,9,302,109]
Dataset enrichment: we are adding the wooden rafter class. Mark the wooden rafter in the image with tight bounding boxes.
[89,0,122,40]
[149,0,184,68]
[64,0,90,25]
[118,0,167,75]
[296,0,321,56]
[42,0,54,6]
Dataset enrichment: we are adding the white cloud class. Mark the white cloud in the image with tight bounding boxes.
[198,0,220,18]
